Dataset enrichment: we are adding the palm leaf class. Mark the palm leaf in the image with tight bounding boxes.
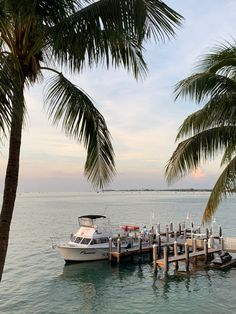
[176,93,236,140]
[166,126,236,184]
[220,143,235,166]
[197,41,236,76]
[174,72,236,103]
[48,0,182,77]
[202,156,236,223]
[44,72,115,188]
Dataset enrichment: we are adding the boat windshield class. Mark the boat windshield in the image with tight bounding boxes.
[74,237,83,243]
[81,238,91,245]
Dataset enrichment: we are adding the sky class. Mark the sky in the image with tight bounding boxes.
[1,0,236,192]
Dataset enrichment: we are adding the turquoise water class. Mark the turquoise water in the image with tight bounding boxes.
[1,191,236,313]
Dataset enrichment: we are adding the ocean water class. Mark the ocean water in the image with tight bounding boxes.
[1,191,236,314]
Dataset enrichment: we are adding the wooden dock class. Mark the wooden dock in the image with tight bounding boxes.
[153,238,222,273]
[155,248,221,268]
[107,222,234,274]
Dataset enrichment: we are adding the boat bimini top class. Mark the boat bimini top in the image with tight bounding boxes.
[78,215,106,228]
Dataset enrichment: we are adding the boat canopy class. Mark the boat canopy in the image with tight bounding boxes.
[78,215,106,219]
[78,215,106,227]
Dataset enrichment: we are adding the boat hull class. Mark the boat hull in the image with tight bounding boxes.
[57,246,109,262]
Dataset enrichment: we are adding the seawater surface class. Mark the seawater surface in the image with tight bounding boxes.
[1,191,236,314]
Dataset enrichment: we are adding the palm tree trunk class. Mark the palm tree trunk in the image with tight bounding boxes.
[0,98,24,282]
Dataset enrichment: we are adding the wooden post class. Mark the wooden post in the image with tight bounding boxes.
[204,239,208,264]
[157,223,161,235]
[210,235,214,248]
[178,223,181,235]
[185,242,189,271]
[166,225,169,243]
[170,222,173,233]
[221,236,224,251]
[109,237,112,262]
[219,226,222,238]
[174,231,177,242]
[206,228,209,241]
[157,234,162,258]
[183,229,187,241]
[153,244,157,272]
[139,238,143,259]
[193,238,197,252]
[164,246,169,273]
[117,238,121,263]
[193,237,197,265]
[191,222,194,238]
[174,241,179,270]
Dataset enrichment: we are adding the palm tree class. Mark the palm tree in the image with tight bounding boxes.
[165,41,236,224]
[0,1,182,281]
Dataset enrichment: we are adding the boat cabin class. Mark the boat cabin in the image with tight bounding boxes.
[71,215,110,246]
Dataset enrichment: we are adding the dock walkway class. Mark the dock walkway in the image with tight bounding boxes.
[156,248,221,266]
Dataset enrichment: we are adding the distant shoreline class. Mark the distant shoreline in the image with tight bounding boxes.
[104,189,212,192]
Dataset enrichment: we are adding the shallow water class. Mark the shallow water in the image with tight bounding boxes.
[1,191,236,313]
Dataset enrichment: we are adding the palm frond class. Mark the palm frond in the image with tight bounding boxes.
[202,155,236,223]
[44,71,115,188]
[166,126,236,184]
[170,40,236,220]
[48,0,182,77]
[174,72,236,103]
[176,93,236,140]
[220,143,235,166]
[197,40,236,76]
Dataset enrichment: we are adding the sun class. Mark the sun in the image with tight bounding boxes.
[192,168,205,178]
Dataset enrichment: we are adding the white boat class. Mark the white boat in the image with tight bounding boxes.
[55,215,140,262]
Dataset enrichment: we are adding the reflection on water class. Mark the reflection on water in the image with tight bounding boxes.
[1,192,236,314]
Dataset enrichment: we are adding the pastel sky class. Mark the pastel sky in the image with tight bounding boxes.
[0,0,236,192]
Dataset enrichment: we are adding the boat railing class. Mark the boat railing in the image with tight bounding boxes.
[50,236,71,248]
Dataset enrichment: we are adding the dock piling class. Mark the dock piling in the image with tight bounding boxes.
[193,237,197,264]
[163,246,169,273]
[221,236,224,250]
[183,229,187,241]
[117,238,121,263]
[174,241,179,270]
[157,223,161,235]
[219,226,222,238]
[178,223,181,235]
[138,238,143,260]
[174,231,177,242]
[166,225,169,243]
[157,234,161,258]
[185,242,189,271]
[153,244,157,272]
[109,237,112,261]
[210,235,214,249]
[204,239,208,264]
